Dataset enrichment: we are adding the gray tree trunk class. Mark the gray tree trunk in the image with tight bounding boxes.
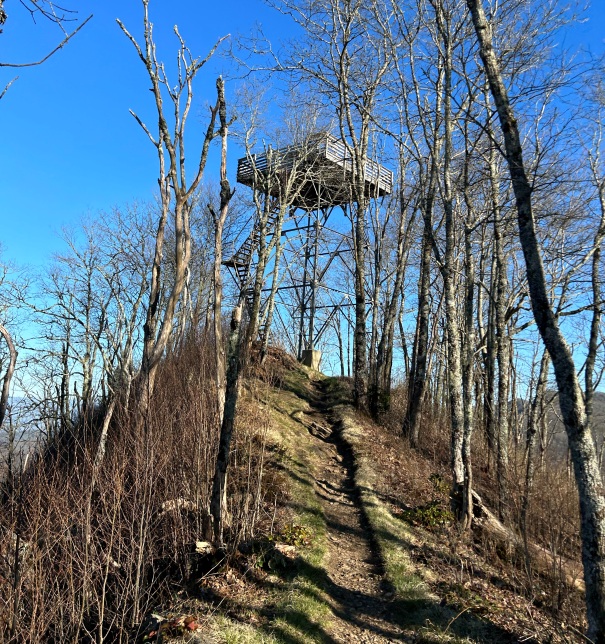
[521,348,550,586]
[467,1,605,638]
[434,3,466,522]
[210,77,233,428]
[352,195,369,412]
[210,303,243,542]
[461,223,475,530]
[0,323,17,431]
[494,211,510,520]
[403,218,432,447]
[374,194,415,416]
[483,251,497,467]
[586,179,605,425]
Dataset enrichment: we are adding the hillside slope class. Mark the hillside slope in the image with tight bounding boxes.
[147,355,586,644]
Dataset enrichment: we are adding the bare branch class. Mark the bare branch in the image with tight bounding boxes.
[128,109,158,146]
[0,76,18,100]
[116,18,146,66]
[0,13,92,68]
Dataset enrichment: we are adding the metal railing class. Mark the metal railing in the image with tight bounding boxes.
[236,132,393,195]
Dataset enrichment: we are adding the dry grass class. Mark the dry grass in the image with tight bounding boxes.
[0,346,589,643]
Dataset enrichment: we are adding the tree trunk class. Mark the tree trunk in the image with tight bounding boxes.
[374,191,415,416]
[210,303,243,542]
[479,250,496,466]
[403,218,432,447]
[353,198,369,411]
[435,4,466,522]
[368,224,382,409]
[467,1,605,638]
[521,348,550,587]
[336,313,346,377]
[586,180,605,425]
[210,77,233,427]
[461,223,475,530]
[494,218,510,520]
[0,323,17,431]
[488,133,511,520]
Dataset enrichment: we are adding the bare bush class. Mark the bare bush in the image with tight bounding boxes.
[0,333,273,642]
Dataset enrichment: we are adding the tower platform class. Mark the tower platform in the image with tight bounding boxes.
[236,132,393,209]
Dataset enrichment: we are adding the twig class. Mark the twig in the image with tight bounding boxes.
[0,13,92,68]
[566,623,596,644]
[443,606,471,634]
[0,76,18,100]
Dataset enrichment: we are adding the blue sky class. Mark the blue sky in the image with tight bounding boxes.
[0,0,294,267]
[0,0,604,269]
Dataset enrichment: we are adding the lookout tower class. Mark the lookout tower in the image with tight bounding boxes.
[223,131,393,367]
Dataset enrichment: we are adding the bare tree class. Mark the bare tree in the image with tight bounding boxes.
[466,0,605,638]
[208,77,235,427]
[117,0,225,417]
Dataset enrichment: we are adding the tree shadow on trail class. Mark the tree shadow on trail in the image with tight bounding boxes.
[238,373,521,642]
[205,549,520,643]
[300,379,520,642]
[288,554,520,643]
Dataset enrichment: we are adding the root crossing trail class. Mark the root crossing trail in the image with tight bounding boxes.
[302,380,406,643]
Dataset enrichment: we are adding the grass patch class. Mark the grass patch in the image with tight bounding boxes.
[206,368,516,643]
[336,403,431,602]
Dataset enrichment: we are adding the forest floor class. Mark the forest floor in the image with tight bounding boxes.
[148,355,586,644]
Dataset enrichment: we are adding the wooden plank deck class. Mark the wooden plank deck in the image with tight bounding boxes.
[236,132,393,205]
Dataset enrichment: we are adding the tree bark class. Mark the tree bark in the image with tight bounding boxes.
[403,217,432,447]
[494,202,510,520]
[434,2,466,523]
[374,188,415,416]
[520,348,550,587]
[209,77,233,428]
[586,177,605,425]
[461,222,475,530]
[210,303,243,542]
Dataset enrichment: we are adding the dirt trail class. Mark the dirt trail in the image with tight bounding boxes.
[301,380,407,643]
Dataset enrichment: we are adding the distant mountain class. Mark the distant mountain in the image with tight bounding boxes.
[520,391,605,464]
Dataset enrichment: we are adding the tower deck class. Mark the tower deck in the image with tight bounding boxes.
[236,132,393,209]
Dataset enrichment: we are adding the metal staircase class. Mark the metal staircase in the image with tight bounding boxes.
[222,202,280,335]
